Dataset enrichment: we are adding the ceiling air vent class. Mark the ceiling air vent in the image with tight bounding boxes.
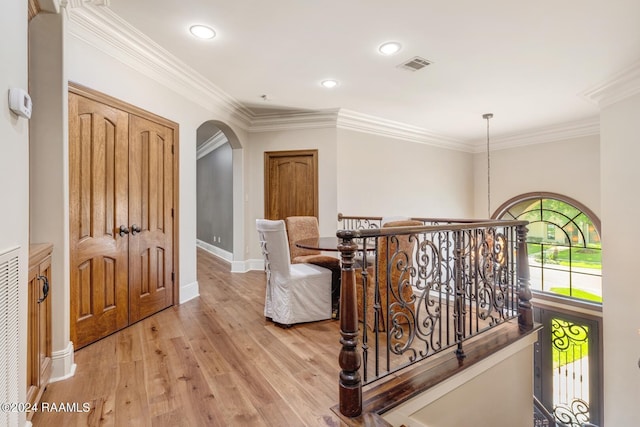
[398,56,432,72]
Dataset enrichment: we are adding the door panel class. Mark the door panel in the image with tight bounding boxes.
[264,150,318,220]
[128,115,174,323]
[69,92,130,349]
[534,306,602,427]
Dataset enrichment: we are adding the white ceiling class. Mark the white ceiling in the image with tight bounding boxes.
[107,0,640,144]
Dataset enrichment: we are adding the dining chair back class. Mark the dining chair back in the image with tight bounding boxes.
[357,220,421,331]
[285,216,322,262]
[377,220,421,328]
[381,215,411,226]
[256,219,333,326]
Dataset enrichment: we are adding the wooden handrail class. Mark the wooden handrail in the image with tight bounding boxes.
[337,219,529,238]
[337,212,504,225]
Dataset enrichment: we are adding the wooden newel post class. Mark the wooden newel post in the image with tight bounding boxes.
[516,224,533,329]
[337,232,362,417]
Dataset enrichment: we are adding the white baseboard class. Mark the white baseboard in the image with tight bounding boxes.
[179,280,199,304]
[231,258,264,272]
[196,239,265,272]
[49,341,76,383]
[231,260,248,272]
[196,239,232,262]
[249,259,265,271]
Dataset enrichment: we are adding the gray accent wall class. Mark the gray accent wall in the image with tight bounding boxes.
[197,142,233,252]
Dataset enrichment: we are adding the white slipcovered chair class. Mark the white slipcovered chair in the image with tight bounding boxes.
[256,219,333,326]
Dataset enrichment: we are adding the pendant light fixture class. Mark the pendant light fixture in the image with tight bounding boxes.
[483,113,493,218]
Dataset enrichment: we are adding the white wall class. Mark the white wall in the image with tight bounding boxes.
[246,127,338,260]
[337,129,474,219]
[384,334,537,427]
[475,135,604,315]
[473,135,601,219]
[1,0,30,425]
[246,127,474,263]
[29,11,71,378]
[600,92,640,427]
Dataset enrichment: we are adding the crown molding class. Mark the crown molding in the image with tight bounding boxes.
[248,109,340,132]
[336,109,472,152]
[197,131,228,160]
[67,5,253,130]
[581,59,640,108]
[63,5,474,151]
[469,116,600,153]
[66,4,603,153]
[35,0,61,13]
[65,0,110,7]
[58,0,108,12]
[249,108,474,152]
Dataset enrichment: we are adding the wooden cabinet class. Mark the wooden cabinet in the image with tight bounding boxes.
[27,243,53,420]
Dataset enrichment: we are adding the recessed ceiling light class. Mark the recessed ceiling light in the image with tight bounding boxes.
[378,41,402,56]
[321,79,338,89]
[189,25,216,40]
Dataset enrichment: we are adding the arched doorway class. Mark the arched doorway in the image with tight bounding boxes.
[195,120,244,271]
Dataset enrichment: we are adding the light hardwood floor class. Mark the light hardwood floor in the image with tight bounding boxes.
[33,249,345,426]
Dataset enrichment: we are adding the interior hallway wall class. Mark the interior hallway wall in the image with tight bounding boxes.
[600,91,640,427]
[337,128,474,219]
[472,134,600,219]
[1,1,30,424]
[197,142,234,252]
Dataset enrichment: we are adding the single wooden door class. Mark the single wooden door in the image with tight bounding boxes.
[264,150,318,220]
[128,114,174,322]
[69,92,130,348]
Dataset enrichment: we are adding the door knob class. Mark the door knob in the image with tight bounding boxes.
[119,225,130,237]
[131,224,142,235]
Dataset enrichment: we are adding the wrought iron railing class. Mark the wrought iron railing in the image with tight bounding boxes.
[535,395,563,427]
[335,215,534,417]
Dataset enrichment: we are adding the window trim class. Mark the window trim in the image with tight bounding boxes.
[493,191,601,235]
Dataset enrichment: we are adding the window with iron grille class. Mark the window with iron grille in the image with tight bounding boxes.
[495,193,601,304]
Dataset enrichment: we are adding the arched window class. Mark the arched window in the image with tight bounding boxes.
[495,192,601,304]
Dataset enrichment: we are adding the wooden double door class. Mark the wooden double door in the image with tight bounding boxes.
[69,85,177,349]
